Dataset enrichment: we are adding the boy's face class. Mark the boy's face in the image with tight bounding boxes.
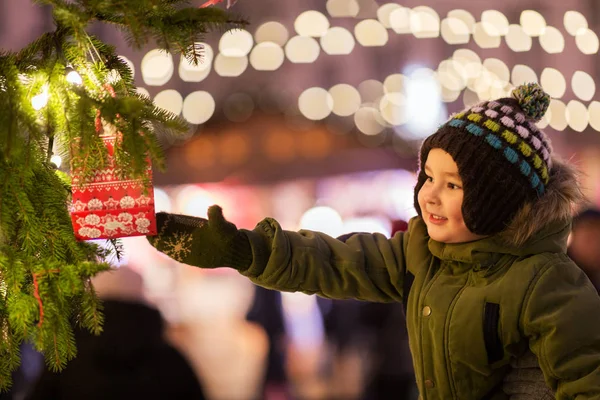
[417,148,486,244]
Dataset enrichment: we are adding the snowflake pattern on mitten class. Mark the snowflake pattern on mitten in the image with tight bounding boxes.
[162,231,193,261]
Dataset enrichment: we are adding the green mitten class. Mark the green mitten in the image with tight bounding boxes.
[147,205,252,270]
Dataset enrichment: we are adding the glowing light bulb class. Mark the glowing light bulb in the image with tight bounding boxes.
[66,68,83,85]
[31,86,49,111]
[50,155,62,168]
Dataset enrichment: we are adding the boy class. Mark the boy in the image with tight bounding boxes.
[147,84,600,399]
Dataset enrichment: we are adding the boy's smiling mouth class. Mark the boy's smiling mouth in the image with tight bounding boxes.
[427,212,448,224]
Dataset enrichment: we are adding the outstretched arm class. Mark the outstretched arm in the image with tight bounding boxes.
[240,216,407,302]
[148,206,409,302]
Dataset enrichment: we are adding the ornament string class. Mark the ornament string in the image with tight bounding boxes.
[33,270,61,327]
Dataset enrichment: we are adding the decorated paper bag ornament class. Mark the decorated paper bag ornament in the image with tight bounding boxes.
[70,115,157,240]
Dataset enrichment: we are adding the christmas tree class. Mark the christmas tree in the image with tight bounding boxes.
[0,0,245,390]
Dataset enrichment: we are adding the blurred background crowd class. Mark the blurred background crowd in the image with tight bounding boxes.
[1,0,599,398]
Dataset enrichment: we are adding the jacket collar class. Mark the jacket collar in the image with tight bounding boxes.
[426,218,570,268]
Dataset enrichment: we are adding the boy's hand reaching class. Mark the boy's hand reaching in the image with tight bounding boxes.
[147,205,252,270]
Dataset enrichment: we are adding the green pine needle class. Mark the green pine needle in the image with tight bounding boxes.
[0,0,246,390]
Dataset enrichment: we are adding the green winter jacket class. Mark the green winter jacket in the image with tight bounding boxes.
[238,159,600,400]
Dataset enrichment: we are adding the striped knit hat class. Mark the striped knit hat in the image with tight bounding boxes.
[414,83,553,236]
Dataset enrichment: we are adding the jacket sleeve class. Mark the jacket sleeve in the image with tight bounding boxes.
[521,256,600,399]
[238,217,410,302]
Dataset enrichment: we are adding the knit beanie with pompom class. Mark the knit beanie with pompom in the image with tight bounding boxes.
[413,83,552,236]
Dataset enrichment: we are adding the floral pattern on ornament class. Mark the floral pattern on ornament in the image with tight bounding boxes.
[75,210,153,238]
[87,198,103,210]
[135,213,151,234]
[120,195,135,208]
[102,213,135,237]
[118,213,133,224]
[72,200,87,212]
[78,227,102,238]
[135,195,152,207]
[84,214,101,225]
[103,197,120,210]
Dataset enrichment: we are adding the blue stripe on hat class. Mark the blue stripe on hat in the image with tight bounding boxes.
[520,160,531,176]
[466,123,484,136]
[531,172,540,188]
[503,147,519,164]
[485,134,503,149]
[449,119,465,128]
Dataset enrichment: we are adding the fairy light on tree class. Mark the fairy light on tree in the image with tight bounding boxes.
[65,66,83,85]
[0,0,245,390]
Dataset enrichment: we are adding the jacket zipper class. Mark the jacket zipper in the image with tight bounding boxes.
[417,258,444,399]
[443,271,470,399]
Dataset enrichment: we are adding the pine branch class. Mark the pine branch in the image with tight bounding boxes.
[0,0,245,389]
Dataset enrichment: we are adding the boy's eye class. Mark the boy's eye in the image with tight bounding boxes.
[448,183,462,190]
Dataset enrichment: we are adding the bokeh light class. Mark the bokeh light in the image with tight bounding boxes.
[214,54,248,77]
[481,10,509,36]
[154,188,172,213]
[295,10,330,37]
[404,67,444,139]
[153,89,183,116]
[384,74,409,94]
[482,58,510,84]
[249,42,285,71]
[441,17,470,44]
[141,49,174,86]
[178,44,213,82]
[329,84,361,116]
[358,79,384,104]
[511,64,538,86]
[540,68,567,98]
[355,19,389,46]
[473,22,501,48]
[575,29,600,54]
[320,27,355,55]
[285,36,320,63]
[299,206,343,237]
[572,71,596,101]
[566,100,589,132]
[539,26,565,53]
[548,99,568,131]
[447,9,475,33]
[377,3,401,28]
[588,101,600,131]
[326,0,359,18]
[505,24,532,52]
[520,10,546,36]
[410,6,440,38]
[298,87,334,120]
[389,6,411,34]
[254,21,289,46]
[218,132,251,166]
[379,93,407,125]
[564,11,588,36]
[219,29,254,57]
[354,106,386,136]
[182,91,215,125]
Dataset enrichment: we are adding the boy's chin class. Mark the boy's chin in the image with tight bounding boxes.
[426,225,453,243]
[426,224,480,244]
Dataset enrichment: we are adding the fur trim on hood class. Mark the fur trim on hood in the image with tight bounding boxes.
[499,157,586,248]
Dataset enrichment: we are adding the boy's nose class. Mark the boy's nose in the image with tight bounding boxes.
[423,187,441,205]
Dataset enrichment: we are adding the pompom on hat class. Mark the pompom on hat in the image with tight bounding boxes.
[414,83,553,236]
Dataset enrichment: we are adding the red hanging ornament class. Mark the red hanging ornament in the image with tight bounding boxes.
[69,88,157,240]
